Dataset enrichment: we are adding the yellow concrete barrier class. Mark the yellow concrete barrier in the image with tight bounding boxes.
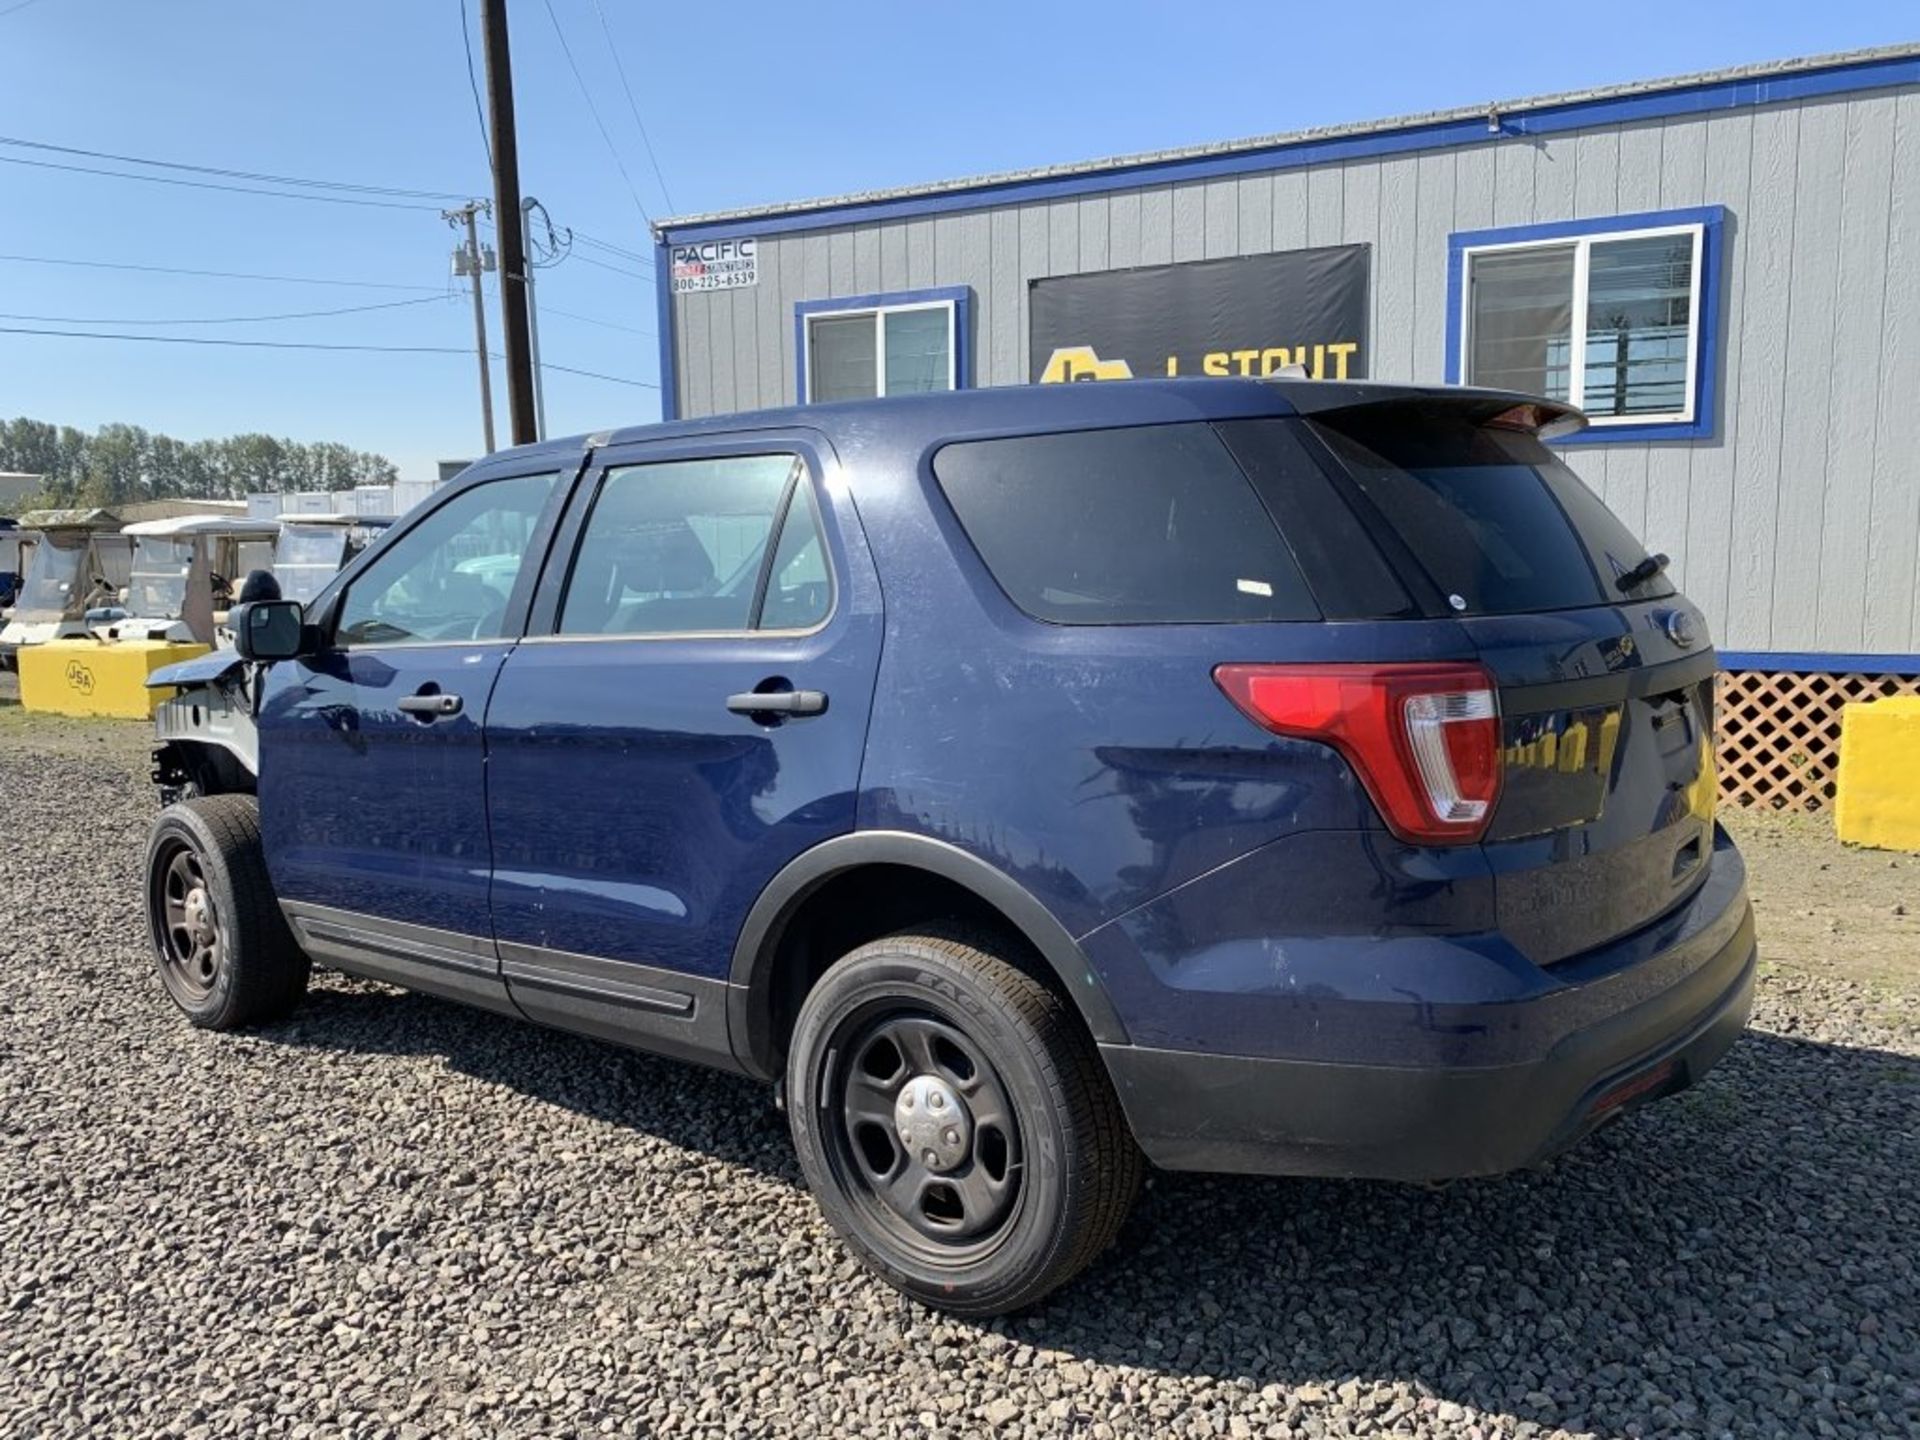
[1835,695,1920,852]
[17,638,211,720]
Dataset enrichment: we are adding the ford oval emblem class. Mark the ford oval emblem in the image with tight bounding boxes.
[1664,610,1699,648]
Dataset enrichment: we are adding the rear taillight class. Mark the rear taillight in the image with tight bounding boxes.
[1212,662,1503,844]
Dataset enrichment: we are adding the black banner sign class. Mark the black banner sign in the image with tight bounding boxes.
[1030,244,1370,385]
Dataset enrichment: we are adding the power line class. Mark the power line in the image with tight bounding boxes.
[0,152,447,211]
[539,303,653,338]
[456,0,494,168]
[0,251,445,292]
[539,359,656,390]
[0,325,475,355]
[0,0,53,19]
[571,229,652,266]
[571,251,650,282]
[0,324,658,389]
[538,0,652,228]
[585,0,676,213]
[0,295,455,327]
[0,134,469,201]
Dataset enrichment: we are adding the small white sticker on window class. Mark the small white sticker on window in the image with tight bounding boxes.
[1237,578,1273,597]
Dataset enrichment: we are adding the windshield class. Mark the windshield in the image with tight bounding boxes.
[126,536,194,618]
[274,526,348,602]
[16,541,83,619]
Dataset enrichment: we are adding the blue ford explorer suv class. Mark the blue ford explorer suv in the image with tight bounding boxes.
[142,379,1755,1316]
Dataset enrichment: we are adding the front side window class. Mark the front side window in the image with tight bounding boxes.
[1457,217,1707,428]
[558,453,830,637]
[804,299,956,402]
[335,471,556,646]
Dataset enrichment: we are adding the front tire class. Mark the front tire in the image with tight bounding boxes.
[144,795,309,1029]
[787,930,1142,1316]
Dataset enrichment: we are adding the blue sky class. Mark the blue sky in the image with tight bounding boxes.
[0,0,1913,482]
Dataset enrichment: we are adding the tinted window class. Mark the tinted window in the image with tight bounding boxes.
[1309,413,1671,615]
[933,424,1318,625]
[336,472,556,646]
[559,454,825,636]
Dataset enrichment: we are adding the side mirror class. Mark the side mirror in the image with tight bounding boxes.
[231,599,310,662]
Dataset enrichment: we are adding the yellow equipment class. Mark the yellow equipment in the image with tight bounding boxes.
[1835,696,1920,852]
[18,637,210,720]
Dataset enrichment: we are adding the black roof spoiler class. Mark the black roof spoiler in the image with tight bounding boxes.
[1265,380,1588,440]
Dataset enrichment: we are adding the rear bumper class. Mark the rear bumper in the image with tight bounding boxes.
[1101,871,1756,1182]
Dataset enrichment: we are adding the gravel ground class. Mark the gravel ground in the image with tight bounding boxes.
[1,704,1916,1440]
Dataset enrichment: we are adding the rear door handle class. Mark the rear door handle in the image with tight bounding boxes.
[398,692,463,719]
[726,689,827,717]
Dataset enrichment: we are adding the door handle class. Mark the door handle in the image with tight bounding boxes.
[726,689,827,717]
[398,692,463,719]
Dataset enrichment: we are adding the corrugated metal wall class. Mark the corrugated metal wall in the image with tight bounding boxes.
[669,87,1920,656]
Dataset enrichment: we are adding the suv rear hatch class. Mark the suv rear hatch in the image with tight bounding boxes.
[1226,393,1718,965]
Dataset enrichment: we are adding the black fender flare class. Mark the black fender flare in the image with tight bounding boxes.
[725,830,1131,1079]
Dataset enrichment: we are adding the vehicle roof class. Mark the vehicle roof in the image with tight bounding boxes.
[277,513,396,528]
[466,378,1580,478]
[15,506,121,531]
[123,514,283,538]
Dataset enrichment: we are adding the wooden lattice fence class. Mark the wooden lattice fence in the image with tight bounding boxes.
[1716,669,1920,812]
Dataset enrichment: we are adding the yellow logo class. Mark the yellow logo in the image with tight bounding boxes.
[65,660,95,695]
[1038,346,1134,384]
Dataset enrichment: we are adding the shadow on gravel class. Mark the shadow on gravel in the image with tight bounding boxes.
[266,980,800,1181]
[260,983,1920,1435]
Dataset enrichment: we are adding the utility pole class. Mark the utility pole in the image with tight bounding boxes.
[444,201,497,454]
[481,0,537,446]
[522,197,548,441]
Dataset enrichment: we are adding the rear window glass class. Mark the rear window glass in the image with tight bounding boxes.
[932,424,1318,625]
[1309,414,1673,615]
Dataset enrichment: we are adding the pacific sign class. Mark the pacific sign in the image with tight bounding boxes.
[670,238,758,294]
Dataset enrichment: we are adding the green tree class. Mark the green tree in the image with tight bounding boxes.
[0,417,401,509]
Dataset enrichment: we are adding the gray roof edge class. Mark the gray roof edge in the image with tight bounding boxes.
[653,43,1920,235]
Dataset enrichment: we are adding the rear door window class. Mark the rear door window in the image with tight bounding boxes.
[1308,412,1673,615]
[932,424,1318,625]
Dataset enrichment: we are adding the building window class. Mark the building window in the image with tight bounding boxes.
[795,287,970,404]
[1446,207,1725,442]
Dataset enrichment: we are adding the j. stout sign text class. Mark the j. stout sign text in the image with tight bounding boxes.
[1032,245,1369,384]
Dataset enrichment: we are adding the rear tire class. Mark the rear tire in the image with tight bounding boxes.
[144,795,309,1030]
[786,929,1142,1316]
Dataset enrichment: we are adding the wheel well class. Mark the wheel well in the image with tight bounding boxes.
[754,863,1070,1077]
[153,740,255,800]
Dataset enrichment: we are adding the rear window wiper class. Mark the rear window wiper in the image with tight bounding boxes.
[1616,552,1669,592]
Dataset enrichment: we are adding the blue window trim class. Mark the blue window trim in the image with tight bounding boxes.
[792,286,973,405]
[654,238,678,421]
[1444,206,1727,445]
[1718,650,1920,676]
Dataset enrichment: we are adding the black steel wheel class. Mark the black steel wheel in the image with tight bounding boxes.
[154,841,223,1003]
[787,929,1142,1316]
[823,1007,1025,1262]
[143,795,309,1030]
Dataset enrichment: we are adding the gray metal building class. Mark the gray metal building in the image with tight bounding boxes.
[652,46,1920,671]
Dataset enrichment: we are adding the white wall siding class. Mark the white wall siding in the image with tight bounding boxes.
[668,84,1920,656]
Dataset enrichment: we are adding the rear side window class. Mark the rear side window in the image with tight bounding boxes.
[932,424,1318,625]
[1309,412,1673,615]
